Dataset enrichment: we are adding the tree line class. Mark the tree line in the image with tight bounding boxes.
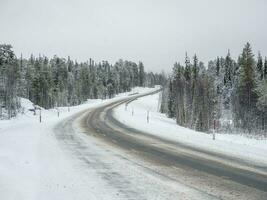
[0,44,164,119]
[161,43,267,134]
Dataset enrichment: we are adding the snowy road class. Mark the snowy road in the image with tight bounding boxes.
[54,90,267,200]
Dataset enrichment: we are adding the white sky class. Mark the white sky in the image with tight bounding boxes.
[0,0,267,72]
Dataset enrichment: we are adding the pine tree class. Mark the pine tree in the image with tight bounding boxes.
[264,57,267,80]
[224,51,232,87]
[184,52,191,81]
[192,54,198,79]
[216,57,220,76]
[132,62,139,87]
[221,51,234,111]
[167,80,175,118]
[191,54,199,128]
[0,45,20,118]
[173,63,185,125]
[236,42,258,132]
[256,53,263,80]
[138,62,145,86]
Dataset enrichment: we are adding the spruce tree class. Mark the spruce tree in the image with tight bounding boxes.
[0,45,20,118]
[216,57,220,77]
[236,42,258,132]
[224,51,232,87]
[192,54,199,128]
[264,57,267,80]
[257,53,263,80]
[192,54,198,79]
[138,62,145,86]
[184,52,191,81]
[167,80,175,118]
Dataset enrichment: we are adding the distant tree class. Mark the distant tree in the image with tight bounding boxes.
[192,54,199,79]
[256,52,263,80]
[235,43,258,132]
[167,80,175,118]
[224,51,233,87]
[216,57,220,76]
[0,44,20,118]
[138,62,145,86]
[264,57,267,80]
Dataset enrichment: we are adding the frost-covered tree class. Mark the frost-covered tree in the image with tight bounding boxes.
[256,80,267,131]
[0,44,20,119]
[138,62,145,87]
[234,43,258,132]
[256,53,263,80]
[167,79,175,118]
[0,44,163,119]
[162,42,266,134]
[264,58,267,80]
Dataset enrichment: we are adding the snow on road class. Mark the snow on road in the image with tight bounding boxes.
[0,87,158,200]
[113,91,267,166]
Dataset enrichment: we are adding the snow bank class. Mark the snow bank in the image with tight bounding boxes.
[113,91,267,165]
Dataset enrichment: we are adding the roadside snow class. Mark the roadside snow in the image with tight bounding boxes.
[0,87,157,200]
[113,91,267,166]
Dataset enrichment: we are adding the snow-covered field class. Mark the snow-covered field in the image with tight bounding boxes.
[113,91,267,166]
[0,87,157,200]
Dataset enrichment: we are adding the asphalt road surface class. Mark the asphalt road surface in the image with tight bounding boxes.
[55,90,267,200]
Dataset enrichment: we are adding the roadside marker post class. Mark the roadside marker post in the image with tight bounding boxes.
[39,109,42,123]
[55,102,59,117]
[34,105,42,123]
[147,110,149,123]
[0,102,4,119]
[33,106,36,116]
[0,102,2,118]
[213,120,216,140]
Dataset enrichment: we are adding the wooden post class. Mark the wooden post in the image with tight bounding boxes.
[0,102,2,119]
[132,107,134,116]
[33,106,36,116]
[213,120,216,140]
[39,109,42,123]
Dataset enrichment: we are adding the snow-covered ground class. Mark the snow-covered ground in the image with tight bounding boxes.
[1,87,266,200]
[113,91,267,166]
[0,87,157,200]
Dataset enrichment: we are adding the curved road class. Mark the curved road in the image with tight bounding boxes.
[56,90,267,200]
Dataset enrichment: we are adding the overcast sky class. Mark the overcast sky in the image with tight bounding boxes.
[0,0,267,72]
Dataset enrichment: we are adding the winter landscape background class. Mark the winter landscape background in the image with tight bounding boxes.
[1,0,267,200]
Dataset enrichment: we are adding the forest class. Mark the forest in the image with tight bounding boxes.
[161,43,267,134]
[0,44,164,119]
[1,43,266,135]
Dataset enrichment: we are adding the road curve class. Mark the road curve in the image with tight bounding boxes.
[58,90,267,199]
